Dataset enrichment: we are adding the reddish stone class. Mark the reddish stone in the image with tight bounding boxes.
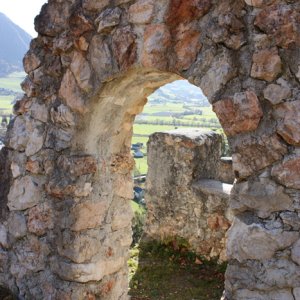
[174,25,201,70]
[46,182,92,199]
[111,154,135,174]
[112,26,137,71]
[101,280,115,295]
[232,134,287,179]
[58,155,97,177]
[75,36,89,52]
[27,203,53,236]
[213,91,263,136]
[23,51,41,74]
[251,48,282,82]
[69,10,94,37]
[26,160,41,174]
[59,69,87,114]
[166,0,212,27]
[274,100,300,146]
[128,0,155,24]
[13,96,32,115]
[141,24,171,69]
[207,214,231,231]
[244,0,275,7]
[255,5,300,48]
[21,77,37,97]
[272,156,300,189]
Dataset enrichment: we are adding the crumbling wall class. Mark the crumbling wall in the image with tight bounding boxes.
[0,0,299,299]
[144,129,233,261]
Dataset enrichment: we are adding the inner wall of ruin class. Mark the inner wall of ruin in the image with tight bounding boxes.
[0,0,300,299]
[144,129,234,262]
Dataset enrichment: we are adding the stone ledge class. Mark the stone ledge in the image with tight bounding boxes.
[193,179,233,198]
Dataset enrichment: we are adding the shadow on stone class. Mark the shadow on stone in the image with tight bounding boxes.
[0,286,16,300]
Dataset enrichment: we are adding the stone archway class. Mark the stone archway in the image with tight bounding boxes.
[0,0,300,299]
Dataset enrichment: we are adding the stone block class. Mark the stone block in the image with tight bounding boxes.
[251,48,282,82]
[89,35,117,81]
[273,100,300,146]
[213,91,263,136]
[50,104,75,128]
[7,176,43,211]
[141,24,171,69]
[51,256,125,283]
[96,7,122,33]
[112,26,137,71]
[227,216,299,262]
[232,134,287,179]
[27,203,54,236]
[58,155,97,177]
[200,49,237,99]
[59,70,87,114]
[57,230,101,263]
[71,201,107,231]
[263,83,291,105]
[70,51,92,92]
[272,155,300,189]
[8,213,27,239]
[230,177,292,218]
[128,0,155,24]
[255,4,300,48]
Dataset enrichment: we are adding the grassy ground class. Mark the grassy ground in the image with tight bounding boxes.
[128,241,225,300]
[0,95,14,114]
[0,72,25,92]
[0,72,25,115]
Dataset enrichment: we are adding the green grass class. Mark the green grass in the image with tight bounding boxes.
[143,103,184,114]
[133,124,180,136]
[0,95,14,114]
[134,157,148,175]
[0,72,25,92]
[128,240,226,300]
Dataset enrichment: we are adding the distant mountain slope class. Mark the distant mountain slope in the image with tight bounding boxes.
[148,80,209,107]
[0,12,32,76]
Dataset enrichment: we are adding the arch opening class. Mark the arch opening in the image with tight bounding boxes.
[1,0,300,299]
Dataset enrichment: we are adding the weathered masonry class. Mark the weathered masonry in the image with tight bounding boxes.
[0,0,300,299]
[144,129,234,262]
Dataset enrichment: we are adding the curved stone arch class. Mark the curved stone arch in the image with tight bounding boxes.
[0,0,300,299]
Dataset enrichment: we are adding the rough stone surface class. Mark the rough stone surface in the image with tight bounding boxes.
[141,24,171,69]
[7,176,43,211]
[232,134,287,179]
[59,69,86,114]
[144,130,232,261]
[255,4,300,48]
[1,1,300,299]
[128,0,155,24]
[230,177,292,218]
[27,203,53,236]
[263,83,291,105]
[273,100,300,146]
[96,7,122,33]
[227,215,299,262]
[272,155,300,189]
[213,91,263,136]
[251,48,282,82]
[71,202,107,232]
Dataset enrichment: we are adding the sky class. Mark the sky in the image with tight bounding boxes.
[0,0,47,37]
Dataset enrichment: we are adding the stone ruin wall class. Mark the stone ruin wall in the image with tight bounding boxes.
[144,129,234,262]
[0,0,299,299]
